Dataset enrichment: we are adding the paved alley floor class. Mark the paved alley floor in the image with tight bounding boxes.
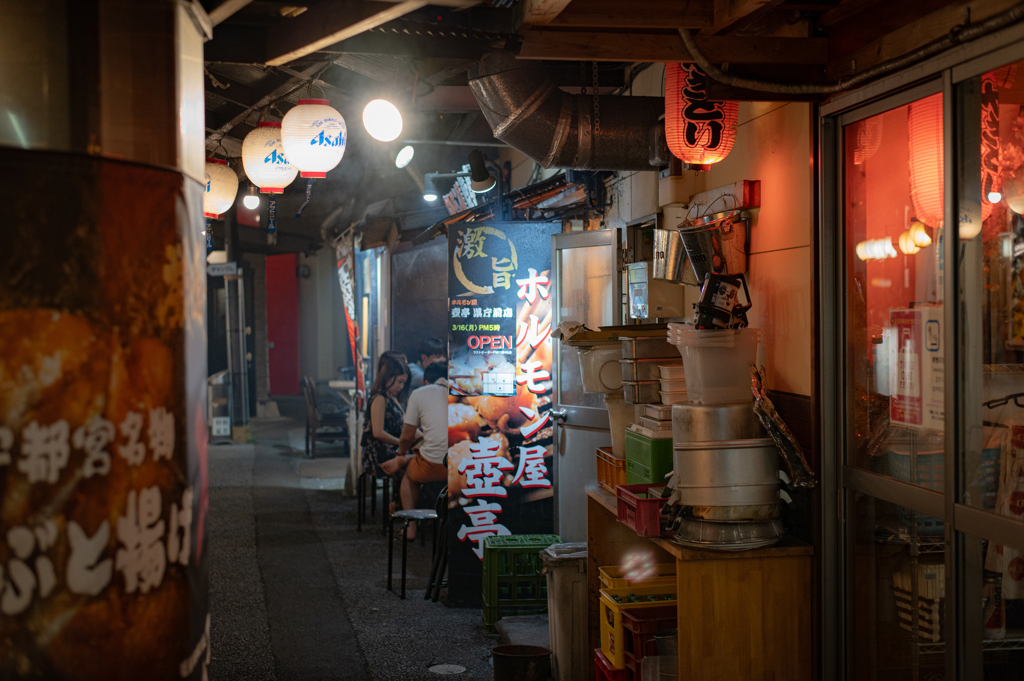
[208,418,496,681]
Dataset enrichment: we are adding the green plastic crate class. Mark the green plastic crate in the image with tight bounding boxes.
[624,430,674,485]
[482,534,560,630]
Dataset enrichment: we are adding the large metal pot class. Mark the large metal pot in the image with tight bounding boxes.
[672,403,765,443]
[673,438,780,506]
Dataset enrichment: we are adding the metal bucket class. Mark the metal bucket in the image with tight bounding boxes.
[652,229,686,282]
[673,438,780,506]
[492,645,551,681]
[676,210,748,283]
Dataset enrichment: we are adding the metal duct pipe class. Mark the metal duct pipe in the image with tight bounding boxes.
[467,51,664,171]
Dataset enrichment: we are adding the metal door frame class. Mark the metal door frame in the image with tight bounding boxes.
[819,20,1024,681]
[551,229,623,429]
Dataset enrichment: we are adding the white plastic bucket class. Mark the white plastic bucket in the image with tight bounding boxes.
[670,326,760,404]
[577,345,624,393]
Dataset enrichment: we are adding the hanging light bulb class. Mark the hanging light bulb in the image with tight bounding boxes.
[988,191,1003,204]
[856,237,898,261]
[898,231,921,255]
[243,185,260,210]
[281,99,347,178]
[362,99,403,142]
[203,158,238,218]
[395,145,415,169]
[908,220,932,247]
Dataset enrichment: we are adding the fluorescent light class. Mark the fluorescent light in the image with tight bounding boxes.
[395,145,415,168]
[363,99,403,142]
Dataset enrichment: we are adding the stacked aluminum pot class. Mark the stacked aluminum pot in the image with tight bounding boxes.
[671,403,788,549]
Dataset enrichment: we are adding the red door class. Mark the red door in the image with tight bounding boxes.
[265,253,300,395]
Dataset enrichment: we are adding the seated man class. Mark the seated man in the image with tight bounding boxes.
[380,361,447,539]
[407,337,445,389]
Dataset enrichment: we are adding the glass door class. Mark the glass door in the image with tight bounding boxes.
[953,52,1024,679]
[551,229,620,542]
[822,39,1024,681]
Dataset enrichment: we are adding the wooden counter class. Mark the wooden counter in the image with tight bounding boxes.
[586,485,813,681]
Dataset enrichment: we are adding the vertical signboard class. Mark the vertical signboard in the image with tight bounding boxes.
[447,222,559,607]
[0,149,208,679]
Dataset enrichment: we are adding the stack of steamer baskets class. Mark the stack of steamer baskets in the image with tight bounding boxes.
[667,323,791,551]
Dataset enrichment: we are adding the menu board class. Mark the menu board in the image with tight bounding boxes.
[446,222,559,607]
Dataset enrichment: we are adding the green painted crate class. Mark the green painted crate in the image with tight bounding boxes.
[482,534,560,630]
[624,430,674,485]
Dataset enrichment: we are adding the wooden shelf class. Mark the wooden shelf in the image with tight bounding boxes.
[585,483,814,680]
[585,484,813,561]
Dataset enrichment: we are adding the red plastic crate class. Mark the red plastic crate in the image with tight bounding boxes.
[597,447,627,494]
[615,483,669,537]
[596,648,628,681]
[622,605,678,680]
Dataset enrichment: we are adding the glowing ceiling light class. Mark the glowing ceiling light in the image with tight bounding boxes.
[395,145,415,168]
[988,191,1003,204]
[242,185,260,210]
[362,99,403,142]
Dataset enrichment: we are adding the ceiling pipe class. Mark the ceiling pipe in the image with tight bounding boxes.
[467,51,663,171]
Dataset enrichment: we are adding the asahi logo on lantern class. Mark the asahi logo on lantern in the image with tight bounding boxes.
[309,125,345,148]
[665,64,738,165]
[263,148,288,165]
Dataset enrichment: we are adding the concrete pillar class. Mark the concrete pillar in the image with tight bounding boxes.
[0,1,209,678]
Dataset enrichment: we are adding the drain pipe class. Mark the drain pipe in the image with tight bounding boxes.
[467,51,664,171]
[678,2,1024,95]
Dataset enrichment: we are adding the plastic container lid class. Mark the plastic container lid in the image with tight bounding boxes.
[540,542,588,565]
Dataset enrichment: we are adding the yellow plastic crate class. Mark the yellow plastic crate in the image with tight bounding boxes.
[598,563,677,589]
[599,584,677,669]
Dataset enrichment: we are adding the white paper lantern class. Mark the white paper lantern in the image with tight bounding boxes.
[281,98,347,178]
[203,158,238,218]
[242,122,298,194]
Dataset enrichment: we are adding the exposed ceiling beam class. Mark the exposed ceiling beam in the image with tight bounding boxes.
[544,0,713,29]
[518,31,828,64]
[265,0,474,66]
[206,63,323,146]
[520,0,575,25]
[710,0,787,35]
[207,0,253,26]
[826,0,1019,79]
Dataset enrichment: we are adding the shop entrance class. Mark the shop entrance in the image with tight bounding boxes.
[551,229,622,542]
[821,35,1024,681]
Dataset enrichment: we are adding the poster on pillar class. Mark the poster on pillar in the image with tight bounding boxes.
[0,149,209,680]
[447,221,558,607]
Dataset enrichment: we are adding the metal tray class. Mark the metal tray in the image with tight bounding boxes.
[644,404,674,420]
[620,336,677,359]
[620,357,681,382]
[623,380,661,404]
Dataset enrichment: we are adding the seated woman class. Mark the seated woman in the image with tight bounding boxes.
[360,353,409,480]
[381,361,448,540]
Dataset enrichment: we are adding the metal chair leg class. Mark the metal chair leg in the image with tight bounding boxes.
[400,519,409,600]
[432,538,448,603]
[425,524,444,600]
[387,513,395,593]
[370,475,376,517]
[357,472,365,532]
[381,478,390,535]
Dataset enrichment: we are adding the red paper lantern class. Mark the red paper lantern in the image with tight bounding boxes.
[908,93,945,229]
[908,86,998,237]
[665,63,738,165]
